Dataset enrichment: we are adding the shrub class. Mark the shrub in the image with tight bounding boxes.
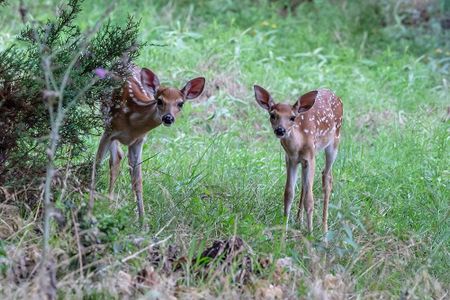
[0,0,143,199]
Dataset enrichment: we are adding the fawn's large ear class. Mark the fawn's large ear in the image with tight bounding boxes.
[181,77,206,100]
[294,90,317,113]
[140,68,160,95]
[253,85,274,111]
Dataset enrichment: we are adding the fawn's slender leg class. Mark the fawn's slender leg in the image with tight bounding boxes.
[284,156,298,230]
[108,140,124,200]
[322,141,339,232]
[89,132,112,215]
[302,156,316,233]
[128,137,145,223]
[296,165,307,225]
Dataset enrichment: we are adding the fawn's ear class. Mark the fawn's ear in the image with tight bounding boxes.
[140,68,160,95]
[181,77,206,100]
[254,85,274,111]
[294,90,317,113]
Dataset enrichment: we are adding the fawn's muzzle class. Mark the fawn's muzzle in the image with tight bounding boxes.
[274,127,286,137]
[162,114,174,125]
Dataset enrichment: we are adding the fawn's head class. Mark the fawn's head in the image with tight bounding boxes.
[136,68,205,126]
[253,85,317,138]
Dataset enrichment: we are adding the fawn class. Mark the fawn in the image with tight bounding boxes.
[89,66,205,223]
[253,85,343,232]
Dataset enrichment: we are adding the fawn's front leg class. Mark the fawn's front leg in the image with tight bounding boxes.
[128,138,145,224]
[284,156,298,230]
[89,132,112,215]
[302,156,315,233]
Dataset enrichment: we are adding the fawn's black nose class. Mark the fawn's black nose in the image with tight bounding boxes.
[162,114,174,125]
[274,127,286,137]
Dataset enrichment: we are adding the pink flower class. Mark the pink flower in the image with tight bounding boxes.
[94,68,108,79]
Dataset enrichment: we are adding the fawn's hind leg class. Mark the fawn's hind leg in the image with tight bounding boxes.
[322,140,339,232]
[296,165,307,225]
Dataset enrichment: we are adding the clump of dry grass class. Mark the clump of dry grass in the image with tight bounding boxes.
[0,227,353,299]
[198,56,249,101]
[355,109,407,132]
[1,211,448,299]
[0,204,23,240]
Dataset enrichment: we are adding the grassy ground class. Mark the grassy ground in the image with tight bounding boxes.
[1,0,449,298]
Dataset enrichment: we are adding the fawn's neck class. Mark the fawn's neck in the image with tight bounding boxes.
[128,104,162,130]
[280,125,302,153]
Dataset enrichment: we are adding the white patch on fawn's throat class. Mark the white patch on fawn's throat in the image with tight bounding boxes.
[285,123,299,138]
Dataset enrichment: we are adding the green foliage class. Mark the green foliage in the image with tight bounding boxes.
[0,0,142,187]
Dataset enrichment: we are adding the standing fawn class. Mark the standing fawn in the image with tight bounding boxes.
[89,66,205,223]
[253,85,343,232]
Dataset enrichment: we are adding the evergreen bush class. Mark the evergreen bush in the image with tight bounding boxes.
[0,0,143,195]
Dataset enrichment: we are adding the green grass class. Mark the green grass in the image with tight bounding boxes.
[1,0,449,298]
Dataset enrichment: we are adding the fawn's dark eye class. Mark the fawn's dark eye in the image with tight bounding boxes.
[290,116,296,122]
[157,98,163,105]
[177,102,184,108]
[270,113,276,120]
